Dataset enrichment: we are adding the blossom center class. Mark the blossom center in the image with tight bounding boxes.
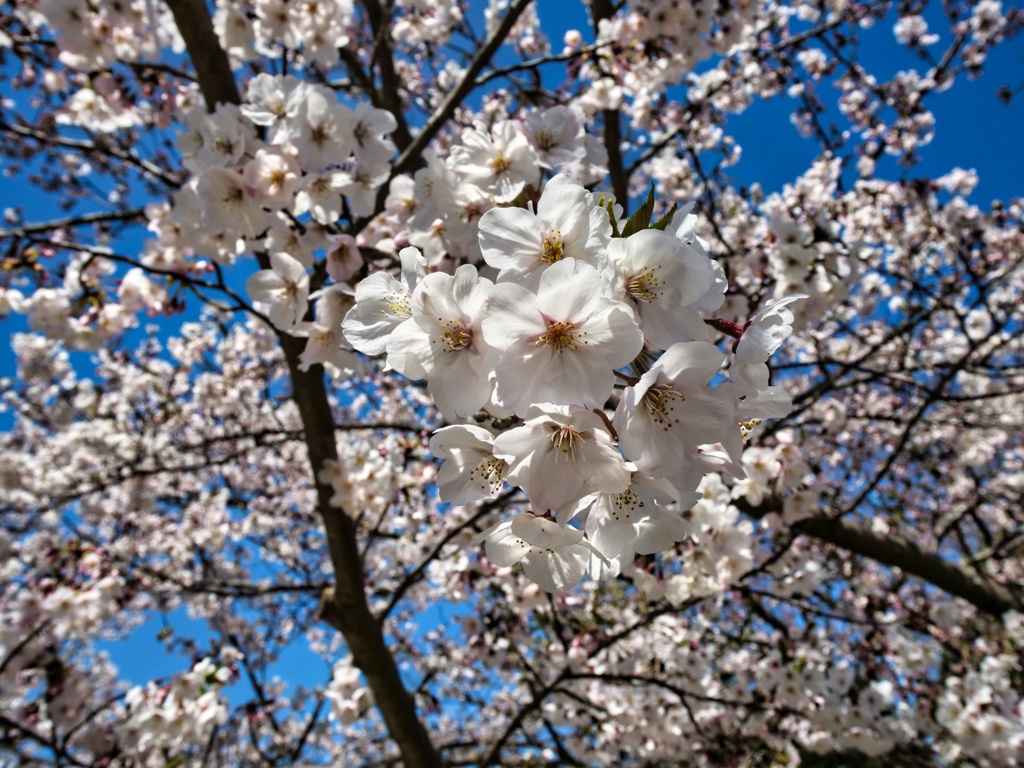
[549,424,585,458]
[469,456,508,495]
[536,320,586,352]
[609,488,644,521]
[541,229,565,263]
[310,122,330,147]
[625,265,666,303]
[435,319,473,351]
[354,120,370,146]
[643,384,685,431]
[381,291,411,319]
[490,153,509,173]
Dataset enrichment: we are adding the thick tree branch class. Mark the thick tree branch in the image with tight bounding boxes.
[736,498,1023,617]
[360,0,415,152]
[162,0,241,110]
[590,0,629,210]
[163,3,443,766]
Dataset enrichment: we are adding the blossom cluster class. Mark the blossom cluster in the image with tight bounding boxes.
[119,654,239,764]
[341,173,802,591]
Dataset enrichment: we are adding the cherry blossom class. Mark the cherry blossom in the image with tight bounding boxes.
[482,257,643,414]
[246,251,310,330]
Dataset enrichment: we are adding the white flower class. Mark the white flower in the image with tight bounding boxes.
[246,252,310,330]
[429,425,508,504]
[342,247,426,356]
[324,234,363,283]
[730,295,806,397]
[453,120,540,203]
[492,405,632,514]
[293,171,347,225]
[584,472,697,560]
[604,228,715,348]
[291,89,355,173]
[522,105,587,168]
[478,173,610,286]
[294,299,360,377]
[243,148,300,209]
[476,513,596,592]
[351,102,397,173]
[242,73,304,131]
[614,341,740,478]
[482,258,643,415]
[197,166,268,239]
[0,287,25,316]
[337,163,391,216]
[386,264,496,420]
[410,150,459,231]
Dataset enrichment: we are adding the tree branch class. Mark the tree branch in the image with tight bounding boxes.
[163,3,443,766]
[736,498,1023,618]
[590,0,629,210]
[360,0,415,152]
[388,0,535,180]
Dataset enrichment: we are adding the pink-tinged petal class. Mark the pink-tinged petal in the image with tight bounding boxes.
[429,425,495,459]
[511,515,584,548]
[640,303,708,348]
[522,547,588,592]
[535,258,604,321]
[631,510,689,555]
[246,270,283,304]
[484,529,531,568]
[269,251,307,283]
[535,178,592,258]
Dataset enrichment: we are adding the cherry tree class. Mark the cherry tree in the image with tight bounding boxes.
[1,0,1022,765]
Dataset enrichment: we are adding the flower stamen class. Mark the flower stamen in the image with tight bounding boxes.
[626,265,666,303]
[536,320,587,352]
[434,318,473,351]
[541,228,565,263]
[643,384,685,432]
[549,424,585,458]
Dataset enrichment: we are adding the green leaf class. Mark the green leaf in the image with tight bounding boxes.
[650,202,679,231]
[620,183,656,238]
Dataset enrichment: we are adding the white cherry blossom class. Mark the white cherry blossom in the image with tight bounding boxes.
[730,295,806,397]
[453,120,540,203]
[615,341,740,478]
[482,257,643,415]
[246,251,310,330]
[604,228,716,347]
[478,173,610,286]
[476,513,597,592]
[342,247,426,355]
[429,425,508,504]
[492,405,632,513]
[386,264,496,420]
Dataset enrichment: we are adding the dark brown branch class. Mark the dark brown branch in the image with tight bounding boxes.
[361,0,415,152]
[163,3,443,767]
[0,121,182,187]
[163,0,241,110]
[736,498,1023,618]
[0,209,146,240]
[590,0,629,210]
